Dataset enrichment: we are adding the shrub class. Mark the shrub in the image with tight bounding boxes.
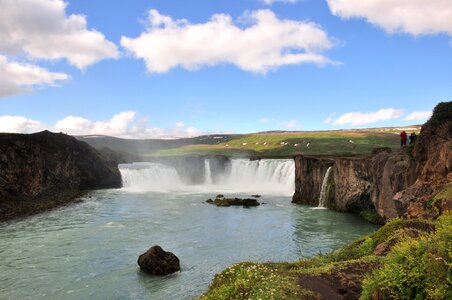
[361,213,452,300]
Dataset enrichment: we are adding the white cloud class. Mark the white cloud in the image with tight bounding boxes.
[327,0,452,36]
[404,111,432,121]
[121,9,336,74]
[260,0,299,5]
[0,115,45,133]
[0,112,206,139]
[175,121,185,128]
[0,55,69,98]
[0,0,119,69]
[323,112,336,124]
[280,119,298,129]
[332,108,404,126]
[260,118,270,123]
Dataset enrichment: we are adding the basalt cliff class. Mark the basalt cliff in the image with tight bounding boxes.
[0,130,122,221]
[293,102,452,222]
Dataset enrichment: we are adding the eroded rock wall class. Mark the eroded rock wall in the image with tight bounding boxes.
[292,102,452,222]
[0,131,122,220]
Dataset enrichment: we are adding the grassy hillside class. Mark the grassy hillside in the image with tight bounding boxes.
[78,126,421,158]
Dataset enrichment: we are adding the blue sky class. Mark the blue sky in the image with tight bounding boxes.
[0,0,451,138]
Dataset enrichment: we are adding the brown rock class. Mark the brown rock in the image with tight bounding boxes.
[137,245,180,276]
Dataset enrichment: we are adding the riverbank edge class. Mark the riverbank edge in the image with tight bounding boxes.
[0,190,89,222]
[199,212,451,299]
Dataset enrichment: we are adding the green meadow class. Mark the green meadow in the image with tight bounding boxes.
[152,130,406,157]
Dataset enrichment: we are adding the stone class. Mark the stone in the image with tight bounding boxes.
[137,245,180,276]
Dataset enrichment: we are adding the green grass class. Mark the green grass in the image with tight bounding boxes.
[200,215,450,300]
[153,131,402,157]
[361,213,452,300]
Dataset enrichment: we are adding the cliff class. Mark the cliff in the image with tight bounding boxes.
[0,130,122,221]
[293,102,452,222]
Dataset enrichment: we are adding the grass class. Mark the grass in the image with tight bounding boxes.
[361,212,452,299]
[199,215,451,300]
[153,131,403,157]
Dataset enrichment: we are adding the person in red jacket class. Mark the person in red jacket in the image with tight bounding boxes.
[400,130,407,147]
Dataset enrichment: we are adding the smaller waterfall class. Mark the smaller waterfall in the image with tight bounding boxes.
[318,167,332,208]
[204,159,212,185]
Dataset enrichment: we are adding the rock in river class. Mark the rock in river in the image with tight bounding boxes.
[137,245,180,276]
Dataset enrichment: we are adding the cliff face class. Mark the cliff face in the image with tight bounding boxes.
[293,102,452,221]
[0,131,122,220]
[292,156,334,206]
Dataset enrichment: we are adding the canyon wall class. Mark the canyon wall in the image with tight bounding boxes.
[0,131,122,221]
[293,102,452,221]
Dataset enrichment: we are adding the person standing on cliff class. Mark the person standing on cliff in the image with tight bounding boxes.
[409,132,417,144]
[400,130,407,147]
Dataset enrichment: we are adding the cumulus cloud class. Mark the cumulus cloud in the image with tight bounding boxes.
[0,115,45,133]
[404,111,432,121]
[331,108,404,126]
[280,119,299,129]
[0,55,69,98]
[327,0,452,36]
[0,111,205,139]
[260,118,270,123]
[121,9,336,73]
[0,0,119,69]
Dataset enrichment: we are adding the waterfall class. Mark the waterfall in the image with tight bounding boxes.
[119,162,183,192]
[119,159,295,196]
[204,159,212,185]
[225,159,295,196]
[318,167,332,208]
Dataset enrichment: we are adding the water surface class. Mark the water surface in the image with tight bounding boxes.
[0,190,378,299]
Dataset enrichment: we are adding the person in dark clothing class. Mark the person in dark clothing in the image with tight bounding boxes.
[400,131,407,147]
[409,132,417,144]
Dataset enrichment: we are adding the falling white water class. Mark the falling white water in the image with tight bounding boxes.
[119,159,295,196]
[120,162,183,193]
[318,166,333,208]
[204,159,212,185]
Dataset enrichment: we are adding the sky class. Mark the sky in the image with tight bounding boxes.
[0,0,451,138]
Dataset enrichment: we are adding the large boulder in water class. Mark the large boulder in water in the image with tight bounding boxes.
[137,245,180,275]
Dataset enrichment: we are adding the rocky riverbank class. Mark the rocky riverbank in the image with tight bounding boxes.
[0,131,122,221]
[293,102,452,223]
[201,102,452,299]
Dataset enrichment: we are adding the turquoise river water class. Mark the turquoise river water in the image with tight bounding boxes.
[0,160,378,299]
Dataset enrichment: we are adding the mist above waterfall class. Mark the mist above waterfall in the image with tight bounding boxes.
[119,159,295,196]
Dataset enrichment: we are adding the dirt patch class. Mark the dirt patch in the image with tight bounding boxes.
[299,261,380,300]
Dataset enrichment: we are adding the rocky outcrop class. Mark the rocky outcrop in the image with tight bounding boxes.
[207,195,260,207]
[293,102,452,221]
[0,131,122,221]
[292,156,334,206]
[138,245,180,275]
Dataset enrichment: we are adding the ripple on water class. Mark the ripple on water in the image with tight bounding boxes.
[0,191,378,299]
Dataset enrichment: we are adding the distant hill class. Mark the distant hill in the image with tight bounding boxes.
[77,125,422,158]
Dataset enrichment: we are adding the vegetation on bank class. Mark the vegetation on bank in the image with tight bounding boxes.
[154,131,406,157]
[200,213,451,300]
[77,125,422,158]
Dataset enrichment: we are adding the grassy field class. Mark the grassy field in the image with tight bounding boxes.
[78,125,421,158]
[152,130,409,157]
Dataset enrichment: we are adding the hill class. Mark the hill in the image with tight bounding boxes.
[77,126,421,158]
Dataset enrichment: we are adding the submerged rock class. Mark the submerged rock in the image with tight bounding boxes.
[137,245,180,276]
